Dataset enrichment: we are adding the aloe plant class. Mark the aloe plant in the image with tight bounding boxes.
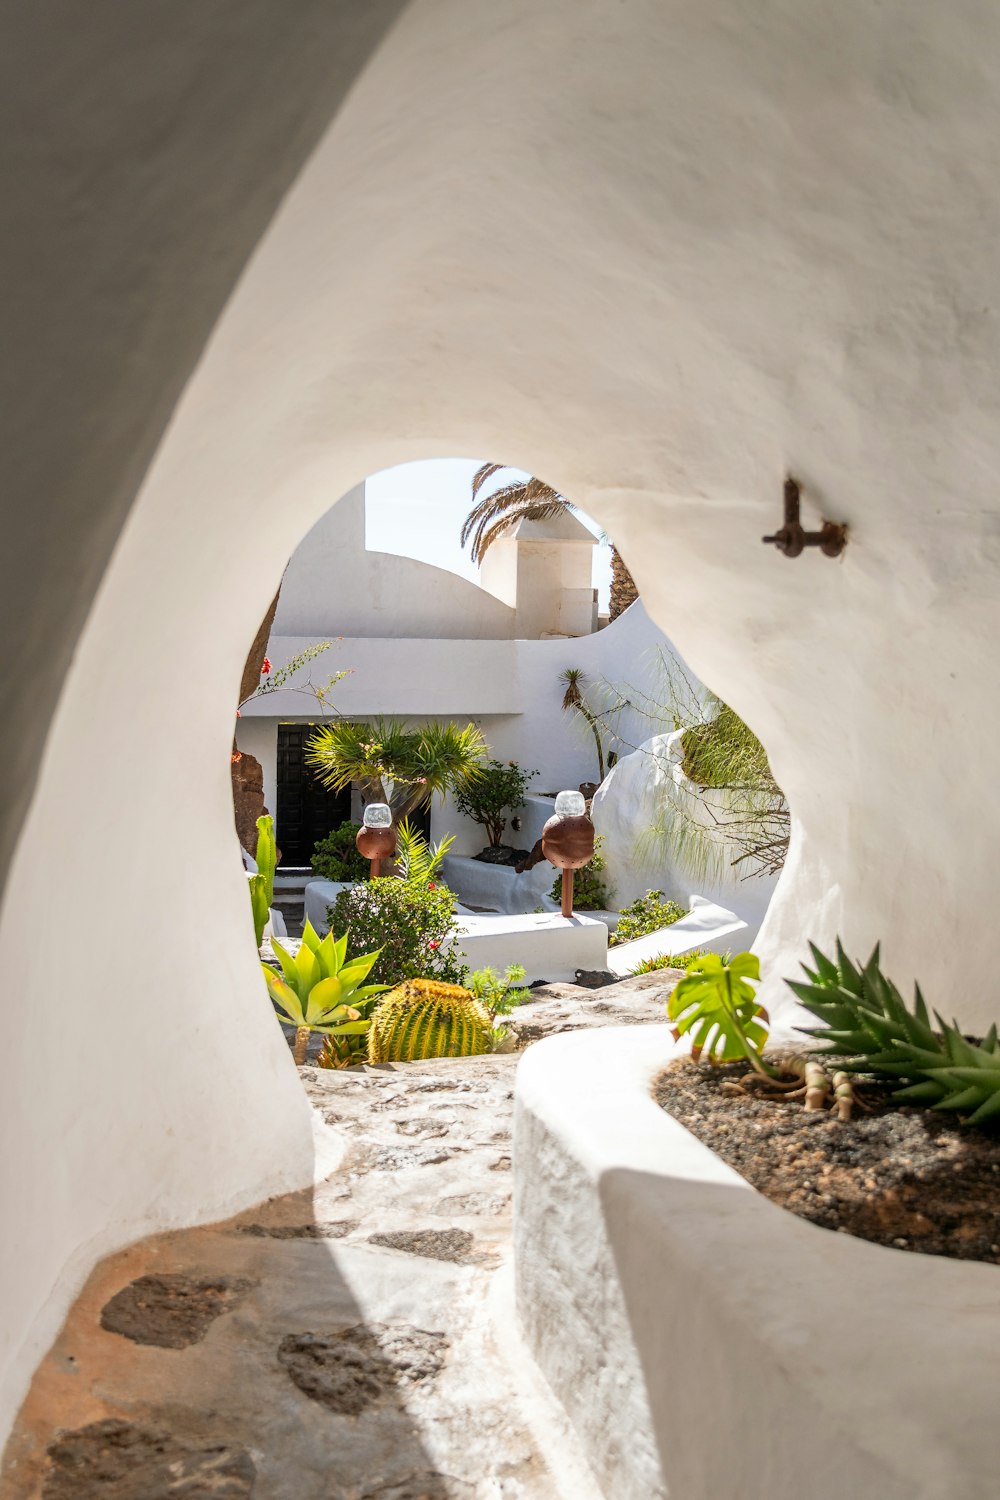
[263,920,387,1065]
[789,940,1000,1128]
[367,980,492,1063]
[667,951,774,1076]
[248,814,277,950]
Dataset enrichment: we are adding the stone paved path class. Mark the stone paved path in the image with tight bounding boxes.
[0,975,675,1499]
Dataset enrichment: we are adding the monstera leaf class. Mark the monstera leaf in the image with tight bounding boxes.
[667,951,769,1063]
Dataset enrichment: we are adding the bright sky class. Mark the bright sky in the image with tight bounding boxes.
[365,458,612,611]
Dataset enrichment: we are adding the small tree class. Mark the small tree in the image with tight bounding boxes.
[453,759,537,848]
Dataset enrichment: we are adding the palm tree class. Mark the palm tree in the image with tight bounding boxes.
[306,718,486,822]
[460,464,639,619]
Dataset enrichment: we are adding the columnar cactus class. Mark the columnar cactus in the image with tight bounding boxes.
[368,980,492,1063]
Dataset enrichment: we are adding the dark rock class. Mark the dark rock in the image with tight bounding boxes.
[471,845,530,867]
[360,1474,476,1499]
[237,1221,356,1240]
[366,1229,476,1263]
[574,968,616,988]
[42,1418,255,1498]
[278,1324,448,1414]
[99,1274,256,1349]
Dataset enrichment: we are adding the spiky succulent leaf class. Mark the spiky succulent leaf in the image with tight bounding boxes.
[789,939,1000,1127]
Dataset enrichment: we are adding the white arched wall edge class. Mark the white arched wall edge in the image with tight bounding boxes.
[6,0,1000,1446]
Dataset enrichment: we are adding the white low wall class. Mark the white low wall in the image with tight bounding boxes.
[456,912,607,984]
[514,1027,1000,1500]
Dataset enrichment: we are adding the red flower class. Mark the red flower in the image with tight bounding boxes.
[428,940,440,950]
[427,882,436,890]
[261,657,272,676]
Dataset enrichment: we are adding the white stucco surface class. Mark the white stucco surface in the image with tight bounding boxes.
[605,895,748,974]
[592,731,778,945]
[8,0,1000,1456]
[516,1027,1000,1499]
[273,484,518,639]
[455,912,608,985]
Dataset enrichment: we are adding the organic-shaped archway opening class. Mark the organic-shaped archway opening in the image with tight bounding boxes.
[231,458,785,1069]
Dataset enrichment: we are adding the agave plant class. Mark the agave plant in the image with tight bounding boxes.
[789,940,1000,1128]
[263,921,387,1065]
[367,979,492,1063]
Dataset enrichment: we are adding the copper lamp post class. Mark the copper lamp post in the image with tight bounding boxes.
[356,802,396,879]
[541,789,595,917]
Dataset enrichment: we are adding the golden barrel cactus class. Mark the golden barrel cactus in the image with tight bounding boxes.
[367,979,492,1064]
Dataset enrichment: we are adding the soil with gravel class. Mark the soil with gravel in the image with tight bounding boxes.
[655,1056,1000,1265]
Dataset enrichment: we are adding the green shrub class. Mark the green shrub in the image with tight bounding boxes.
[329,878,468,988]
[468,963,530,1018]
[368,979,492,1063]
[454,758,537,847]
[550,834,613,909]
[311,822,368,883]
[610,889,687,947]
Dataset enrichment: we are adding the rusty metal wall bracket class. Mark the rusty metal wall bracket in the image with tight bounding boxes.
[762,477,847,559]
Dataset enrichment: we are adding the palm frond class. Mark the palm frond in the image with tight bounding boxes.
[460,466,572,563]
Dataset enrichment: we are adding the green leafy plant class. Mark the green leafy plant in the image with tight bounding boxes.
[368,979,493,1063]
[453,759,537,848]
[395,819,455,885]
[549,834,613,909]
[468,964,530,1019]
[668,952,772,1075]
[610,889,687,947]
[306,718,486,821]
[789,940,1000,1128]
[329,879,468,988]
[248,814,277,950]
[311,822,369,883]
[263,921,387,1065]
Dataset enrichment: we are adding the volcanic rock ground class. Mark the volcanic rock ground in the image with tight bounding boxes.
[0,974,673,1499]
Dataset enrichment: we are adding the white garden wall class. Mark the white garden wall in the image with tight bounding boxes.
[7,0,1000,1455]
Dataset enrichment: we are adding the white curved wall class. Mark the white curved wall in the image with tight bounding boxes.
[273,482,516,638]
[7,0,1000,1449]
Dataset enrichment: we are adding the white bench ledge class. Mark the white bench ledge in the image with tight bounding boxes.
[513,1025,1000,1500]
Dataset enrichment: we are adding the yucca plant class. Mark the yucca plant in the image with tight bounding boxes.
[789,940,1000,1127]
[248,814,277,950]
[367,980,492,1064]
[306,718,486,822]
[263,920,388,1065]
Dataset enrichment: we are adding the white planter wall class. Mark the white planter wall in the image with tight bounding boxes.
[515,1027,1000,1500]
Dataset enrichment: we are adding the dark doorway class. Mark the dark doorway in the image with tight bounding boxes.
[276,723,351,866]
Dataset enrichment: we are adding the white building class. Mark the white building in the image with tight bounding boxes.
[237,479,673,867]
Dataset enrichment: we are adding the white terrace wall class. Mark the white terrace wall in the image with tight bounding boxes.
[6,0,1000,1452]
